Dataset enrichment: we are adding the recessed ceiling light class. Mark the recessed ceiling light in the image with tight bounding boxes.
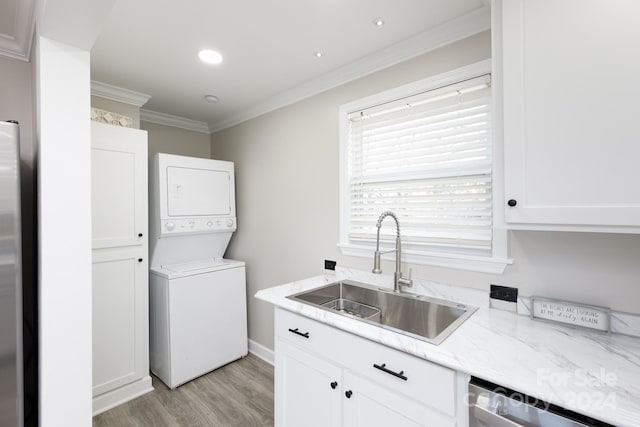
[204,95,219,103]
[313,51,323,58]
[198,49,223,65]
[373,18,385,27]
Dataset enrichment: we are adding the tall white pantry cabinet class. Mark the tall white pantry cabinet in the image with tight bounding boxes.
[90,121,153,414]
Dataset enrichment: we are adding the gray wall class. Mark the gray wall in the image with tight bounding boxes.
[140,121,211,161]
[0,54,37,425]
[88,95,211,160]
[211,31,640,351]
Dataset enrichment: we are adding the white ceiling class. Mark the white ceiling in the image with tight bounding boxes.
[89,0,489,132]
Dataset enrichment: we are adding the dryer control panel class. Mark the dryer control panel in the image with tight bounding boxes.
[162,217,236,235]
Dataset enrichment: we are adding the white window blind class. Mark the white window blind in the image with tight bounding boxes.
[346,74,493,255]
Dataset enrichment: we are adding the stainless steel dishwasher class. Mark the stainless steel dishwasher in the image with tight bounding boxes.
[469,378,614,427]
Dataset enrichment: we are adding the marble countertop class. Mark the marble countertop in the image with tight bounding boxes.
[256,272,640,427]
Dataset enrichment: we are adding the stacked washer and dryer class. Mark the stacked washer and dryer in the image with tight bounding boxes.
[149,153,247,389]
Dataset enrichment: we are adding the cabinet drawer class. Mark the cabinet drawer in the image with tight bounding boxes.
[275,308,344,360]
[343,336,456,417]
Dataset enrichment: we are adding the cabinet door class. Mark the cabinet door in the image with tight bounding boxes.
[92,249,149,396]
[343,371,456,427]
[342,370,454,427]
[275,339,342,427]
[91,122,148,249]
[499,0,640,229]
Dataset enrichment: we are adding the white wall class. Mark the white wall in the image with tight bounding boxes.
[211,31,640,351]
[35,1,116,425]
[36,35,93,427]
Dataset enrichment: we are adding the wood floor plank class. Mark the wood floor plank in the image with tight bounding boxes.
[93,354,274,427]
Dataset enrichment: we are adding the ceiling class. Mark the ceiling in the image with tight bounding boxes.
[91,1,488,132]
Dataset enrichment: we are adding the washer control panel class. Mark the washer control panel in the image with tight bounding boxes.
[161,216,235,235]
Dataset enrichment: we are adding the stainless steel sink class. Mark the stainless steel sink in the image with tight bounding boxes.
[287,280,477,345]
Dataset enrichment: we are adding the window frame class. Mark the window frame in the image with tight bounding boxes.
[338,60,511,274]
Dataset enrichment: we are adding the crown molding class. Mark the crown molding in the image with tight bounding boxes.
[208,6,490,133]
[140,109,211,134]
[91,80,152,107]
[0,0,36,61]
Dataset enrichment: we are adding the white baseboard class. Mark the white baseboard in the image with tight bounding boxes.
[248,339,274,366]
[92,376,153,416]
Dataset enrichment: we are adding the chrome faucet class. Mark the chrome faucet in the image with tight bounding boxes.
[372,211,413,292]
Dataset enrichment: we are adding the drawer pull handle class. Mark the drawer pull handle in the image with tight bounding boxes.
[373,363,407,381]
[330,381,338,390]
[288,328,310,339]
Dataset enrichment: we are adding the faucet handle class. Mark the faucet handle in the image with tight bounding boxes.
[399,268,413,288]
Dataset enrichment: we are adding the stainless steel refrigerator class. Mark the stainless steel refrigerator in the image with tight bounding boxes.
[0,120,23,426]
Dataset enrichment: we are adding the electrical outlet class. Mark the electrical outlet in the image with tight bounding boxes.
[324,260,337,271]
[490,285,518,312]
[490,285,518,302]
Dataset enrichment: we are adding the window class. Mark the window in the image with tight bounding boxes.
[338,61,509,273]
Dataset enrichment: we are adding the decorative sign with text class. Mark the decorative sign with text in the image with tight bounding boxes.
[531,297,611,332]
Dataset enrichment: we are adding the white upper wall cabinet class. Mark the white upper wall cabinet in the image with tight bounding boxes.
[495,0,640,232]
[92,122,148,248]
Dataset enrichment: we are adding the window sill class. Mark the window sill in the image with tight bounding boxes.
[337,243,512,275]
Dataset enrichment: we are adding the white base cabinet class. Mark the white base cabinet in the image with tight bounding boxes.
[276,340,342,427]
[275,308,469,427]
[92,249,149,396]
[343,370,453,427]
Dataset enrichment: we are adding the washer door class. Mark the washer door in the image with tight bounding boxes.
[168,267,247,386]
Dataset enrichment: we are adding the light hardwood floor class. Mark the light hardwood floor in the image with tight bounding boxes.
[93,354,274,427]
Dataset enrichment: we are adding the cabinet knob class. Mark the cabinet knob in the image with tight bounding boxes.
[507,199,517,207]
[330,381,338,390]
[345,390,353,399]
[138,233,143,237]
[138,258,143,262]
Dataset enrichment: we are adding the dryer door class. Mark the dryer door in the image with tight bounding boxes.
[166,166,231,217]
